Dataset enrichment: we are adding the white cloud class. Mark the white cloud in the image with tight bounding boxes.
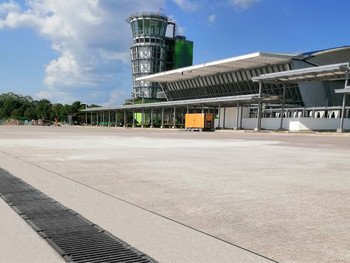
[0,0,164,105]
[35,91,52,100]
[172,0,200,12]
[208,14,216,23]
[0,0,20,16]
[101,89,127,107]
[228,0,261,10]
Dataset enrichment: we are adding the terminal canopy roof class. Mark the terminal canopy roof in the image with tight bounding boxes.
[82,94,279,113]
[137,52,296,83]
[252,63,350,84]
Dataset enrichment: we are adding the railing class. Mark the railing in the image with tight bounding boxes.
[249,106,350,119]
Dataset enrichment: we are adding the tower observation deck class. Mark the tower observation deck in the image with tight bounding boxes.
[127,12,193,100]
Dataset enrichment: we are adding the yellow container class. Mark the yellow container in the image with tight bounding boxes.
[185,113,214,130]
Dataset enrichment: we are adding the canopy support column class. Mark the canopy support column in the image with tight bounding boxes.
[141,108,144,128]
[150,108,154,128]
[235,102,240,130]
[239,105,243,129]
[161,108,164,128]
[172,106,176,129]
[338,94,347,132]
[338,69,350,132]
[181,109,184,128]
[217,103,221,129]
[123,110,126,128]
[108,111,111,127]
[255,82,262,131]
[223,106,226,129]
[115,111,117,127]
[279,84,286,131]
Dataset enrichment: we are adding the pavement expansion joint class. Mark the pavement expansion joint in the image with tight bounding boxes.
[0,167,158,263]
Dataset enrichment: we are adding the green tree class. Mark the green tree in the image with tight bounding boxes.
[0,93,22,118]
[61,104,72,122]
[24,107,37,120]
[36,99,52,119]
[11,108,24,119]
[71,101,81,113]
[51,103,64,121]
[0,92,99,122]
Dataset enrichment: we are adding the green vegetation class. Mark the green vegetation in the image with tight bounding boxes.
[0,92,99,122]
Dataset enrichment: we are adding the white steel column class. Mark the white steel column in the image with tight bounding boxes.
[150,108,154,128]
[239,105,243,129]
[123,110,126,127]
[141,108,144,128]
[132,109,135,128]
[90,112,93,126]
[172,106,176,129]
[108,111,111,127]
[339,94,347,132]
[235,102,240,130]
[255,82,262,131]
[279,84,286,131]
[161,107,164,128]
[223,106,226,129]
[338,70,349,132]
[115,111,117,127]
[217,103,221,129]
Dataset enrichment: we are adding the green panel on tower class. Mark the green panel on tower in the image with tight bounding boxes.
[174,39,193,69]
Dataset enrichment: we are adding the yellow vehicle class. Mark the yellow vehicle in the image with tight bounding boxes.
[185,113,214,131]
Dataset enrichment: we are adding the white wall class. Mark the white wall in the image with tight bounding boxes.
[216,107,350,131]
[287,118,350,131]
[239,118,350,131]
[218,107,249,128]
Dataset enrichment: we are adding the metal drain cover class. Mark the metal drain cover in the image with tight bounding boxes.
[0,167,157,263]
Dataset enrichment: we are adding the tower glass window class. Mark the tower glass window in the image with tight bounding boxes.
[144,19,150,35]
[138,20,143,35]
[127,12,193,100]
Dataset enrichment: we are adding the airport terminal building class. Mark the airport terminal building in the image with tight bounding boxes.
[83,13,350,132]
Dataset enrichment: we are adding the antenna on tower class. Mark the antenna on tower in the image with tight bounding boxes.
[158,8,164,15]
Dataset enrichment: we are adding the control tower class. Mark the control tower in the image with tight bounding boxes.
[127,12,193,101]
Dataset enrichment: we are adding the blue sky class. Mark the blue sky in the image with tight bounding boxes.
[0,0,349,105]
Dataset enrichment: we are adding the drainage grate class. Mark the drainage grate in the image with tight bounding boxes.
[0,168,157,263]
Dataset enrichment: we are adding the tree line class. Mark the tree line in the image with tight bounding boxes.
[0,92,99,122]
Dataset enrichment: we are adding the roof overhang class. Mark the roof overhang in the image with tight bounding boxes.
[252,63,350,84]
[82,94,282,113]
[136,52,296,83]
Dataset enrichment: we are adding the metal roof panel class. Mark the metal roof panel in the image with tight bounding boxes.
[252,63,350,83]
[136,52,295,83]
